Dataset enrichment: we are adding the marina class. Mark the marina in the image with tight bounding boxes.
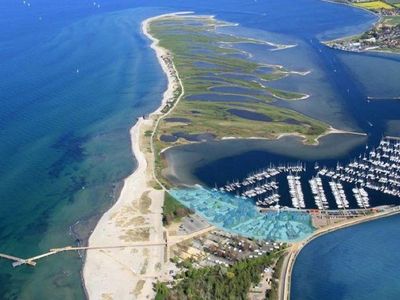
[215,163,306,208]
[319,137,400,197]
[216,137,400,211]
[2,0,400,298]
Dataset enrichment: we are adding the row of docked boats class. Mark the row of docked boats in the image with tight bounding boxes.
[219,163,305,193]
[309,176,329,210]
[318,137,400,197]
[287,174,305,209]
[352,187,370,208]
[241,180,278,198]
[256,193,280,207]
[329,181,349,209]
[216,163,305,209]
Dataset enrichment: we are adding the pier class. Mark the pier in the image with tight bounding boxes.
[353,187,370,209]
[0,224,216,268]
[329,181,349,209]
[0,253,36,268]
[0,242,167,268]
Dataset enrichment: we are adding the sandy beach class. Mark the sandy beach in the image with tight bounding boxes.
[83,13,185,300]
[275,125,366,146]
[221,126,366,147]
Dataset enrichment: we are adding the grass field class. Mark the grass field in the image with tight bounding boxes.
[383,15,400,26]
[354,1,395,10]
[162,192,192,225]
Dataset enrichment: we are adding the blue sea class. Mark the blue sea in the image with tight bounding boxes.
[0,0,398,298]
[291,214,400,300]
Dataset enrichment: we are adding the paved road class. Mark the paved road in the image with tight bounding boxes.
[168,225,216,245]
[279,252,291,300]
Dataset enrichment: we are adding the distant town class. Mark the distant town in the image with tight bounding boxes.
[328,0,400,52]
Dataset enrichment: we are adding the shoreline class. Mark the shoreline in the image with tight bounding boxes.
[142,11,192,115]
[321,0,380,44]
[83,12,186,299]
[221,125,366,146]
[282,206,400,300]
[321,0,400,55]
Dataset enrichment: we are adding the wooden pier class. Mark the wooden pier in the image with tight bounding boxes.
[0,253,36,268]
[0,225,214,268]
[0,241,167,268]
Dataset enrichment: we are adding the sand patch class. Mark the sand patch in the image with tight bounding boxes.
[119,227,150,242]
[139,191,152,214]
[133,280,145,297]
[101,294,113,300]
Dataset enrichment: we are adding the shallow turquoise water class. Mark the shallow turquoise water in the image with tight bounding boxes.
[0,0,390,298]
[291,214,400,300]
[0,6,167,299]
[170,187,314,242]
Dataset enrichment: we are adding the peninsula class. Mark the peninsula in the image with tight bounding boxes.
[83,12,330,299]
[83,12,396,300]
[2,1,400,299]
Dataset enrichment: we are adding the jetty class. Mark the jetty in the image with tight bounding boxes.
[0,224,216,268]
[0,241,167,268]
[0,253,36,268]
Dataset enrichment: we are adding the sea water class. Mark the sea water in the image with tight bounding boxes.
[291,214,400,300]
[0,0,394,298]
[0,4,167,299]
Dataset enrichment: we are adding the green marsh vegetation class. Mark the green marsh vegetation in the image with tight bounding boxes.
[149,15,328,152]
[148,15,330,187]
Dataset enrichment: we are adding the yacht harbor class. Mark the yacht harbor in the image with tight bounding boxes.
[215,137,400,211]
[319,137,400,197]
